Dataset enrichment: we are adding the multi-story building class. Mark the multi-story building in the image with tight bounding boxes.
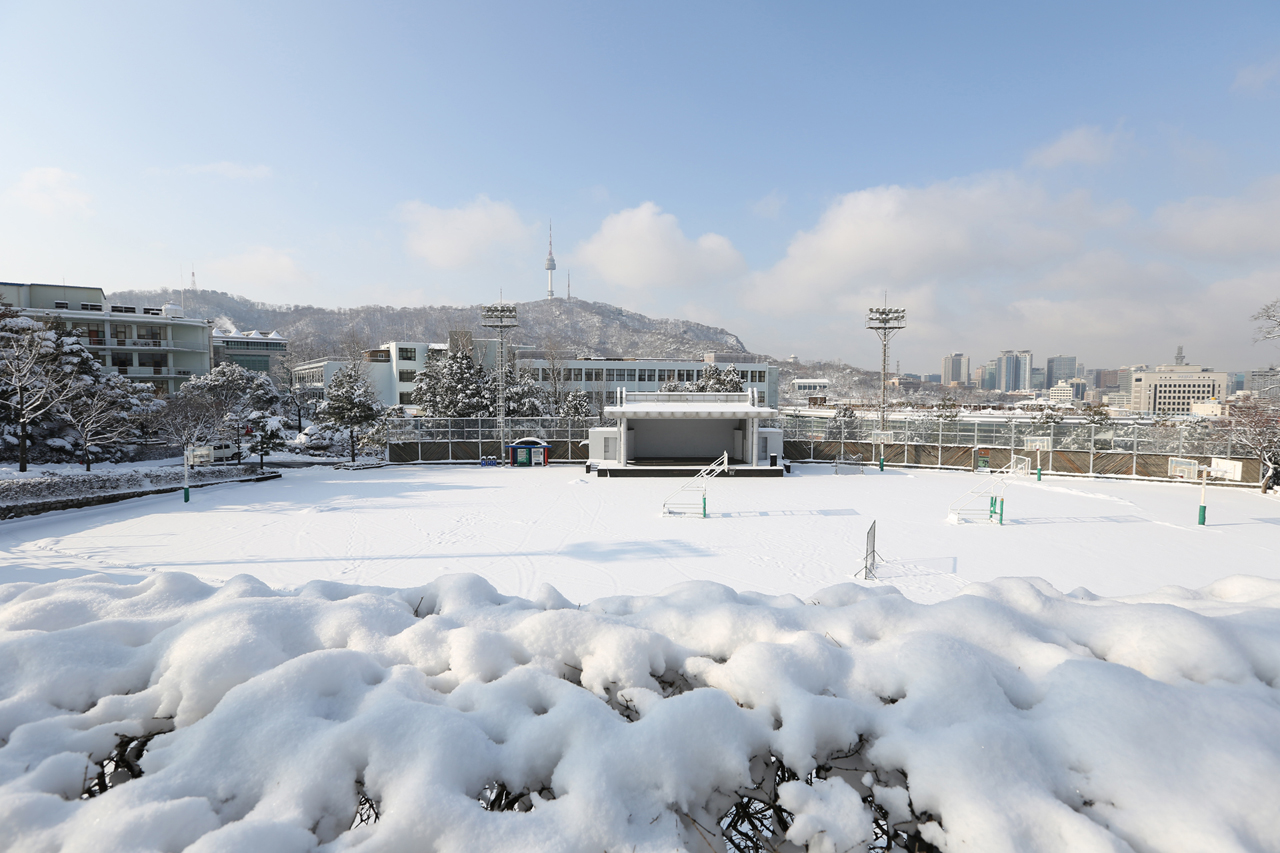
[1045,355,1077,389]
[212,329,289,374]
[995,350,1033,391]
[518,353,779,410]
[1248,367,1279,399]
[1129,353,1230,415]
[1030,367,1046,390]
[0,281,213,394]
[941,353,969,385]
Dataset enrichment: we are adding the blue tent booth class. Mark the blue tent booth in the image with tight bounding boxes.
[506,438,552,467]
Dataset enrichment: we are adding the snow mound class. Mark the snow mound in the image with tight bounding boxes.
[1,572,1279,852]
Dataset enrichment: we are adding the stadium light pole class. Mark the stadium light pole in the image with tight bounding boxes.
[865,305,907,432]
[480,303,518,464]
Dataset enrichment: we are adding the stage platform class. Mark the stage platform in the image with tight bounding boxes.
[596,465,785,478]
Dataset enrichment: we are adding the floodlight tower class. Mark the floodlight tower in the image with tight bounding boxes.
[480,303,519,462]
[866,305,907,431]
[545,225,556,299]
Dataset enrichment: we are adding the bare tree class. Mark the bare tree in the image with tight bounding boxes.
[62,374,163,470]
[1254,298,1280,344]
[1229,397,1280,493]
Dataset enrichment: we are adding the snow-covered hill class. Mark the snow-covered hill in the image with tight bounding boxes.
[104,289,752,362]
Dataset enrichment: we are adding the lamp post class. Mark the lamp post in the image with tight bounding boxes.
[865,305,906,433]
[480,303,518,464]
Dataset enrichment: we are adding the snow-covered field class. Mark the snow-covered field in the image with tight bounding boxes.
[3,463,1277,602]
[3,464,1280,852]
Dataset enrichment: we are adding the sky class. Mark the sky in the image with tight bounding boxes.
[1,1,1279,375]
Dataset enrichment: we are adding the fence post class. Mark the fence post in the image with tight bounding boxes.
[1089,424,1095,474]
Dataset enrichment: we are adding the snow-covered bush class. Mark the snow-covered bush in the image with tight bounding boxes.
[1,572,1278,852]
[0,465,259,505]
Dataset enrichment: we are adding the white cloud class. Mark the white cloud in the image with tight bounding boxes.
[750,190,785,219]
[746,174,1126,315]
[1152,176,1280,258]
[399,195,533,269]
[1027,125,1125,168]
[570,202,746,289]
[207,247,305,295]
[1232,57,1280,93]
[5,167,93,215]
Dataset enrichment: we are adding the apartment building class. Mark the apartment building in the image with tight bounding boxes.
[0,281,213,394]
[212,328,289,373]
[1130,357,1230,415]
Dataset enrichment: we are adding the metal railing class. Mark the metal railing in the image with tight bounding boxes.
[780,414,1247,459]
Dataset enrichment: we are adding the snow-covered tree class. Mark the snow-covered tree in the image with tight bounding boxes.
[411,347,491,417]
[62,373,163,471]
[492,367,551,418]
[1080,402,1112,426]
[659,364,747,394]
[245,410,288,471]
[1254,298,1280,344]
[0,310,101,471]
[559,388,593,420]
[1229,398,1280,493]
[317,363,384,462]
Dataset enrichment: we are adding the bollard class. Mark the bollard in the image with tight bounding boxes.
[879,456,885,472]
[183,487,189,503]
[999,498,1005,525]
[1037,467,1042,482]
[702,493,707,519]
[1198,505,1206,526]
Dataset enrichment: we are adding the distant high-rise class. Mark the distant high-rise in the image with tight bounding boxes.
[545,225,556,299]
[1045,355,1077,388]
[941,352,970,385]
[995,350,1033,391]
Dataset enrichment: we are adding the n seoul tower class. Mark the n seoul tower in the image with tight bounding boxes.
[545,224,556,299]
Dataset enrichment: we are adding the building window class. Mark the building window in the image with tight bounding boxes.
[573,368,583,382]
[398,347,416,361]
[398,370,417,383]
[542,368,552,382]
[137,325,167,341]
[627,369,637,382]
[399,392,413,404]
[586,368,603,381]
[54,301,68,309]
[80,303,102,311]
[138,352,168,373]
[111,352,132,368]
[79,323,105,345]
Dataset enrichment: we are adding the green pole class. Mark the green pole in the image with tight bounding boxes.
[1037,467,1042,482]
[879,456,884,472]
[1198,504,1206,526]
[999,498,1004,525]
[1198,469,1207,526]
[702,492,707,519]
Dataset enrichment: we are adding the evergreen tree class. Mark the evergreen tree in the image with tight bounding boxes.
[316,363,385,462]
[411,348,491,417]
[0,310,101,471]
[491,366,551,418]
[559,388,593,420]
[245,410,288,471]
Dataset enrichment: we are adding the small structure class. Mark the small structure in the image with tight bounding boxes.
[597,390,780,467]
[506,437,551,467]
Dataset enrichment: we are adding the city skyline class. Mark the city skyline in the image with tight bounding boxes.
[1,2,1278,373]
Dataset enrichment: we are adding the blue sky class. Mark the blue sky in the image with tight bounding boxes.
[2,1,1278,373]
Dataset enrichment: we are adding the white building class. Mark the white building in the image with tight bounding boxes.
[0,281,213,394]
[790,377,830,397]
[519,353,779,410]
[1248,367,1279,400]
[595,390,780,466]
[941,353,969,385]
[1129,353,1229,415]
[212,328,288,374]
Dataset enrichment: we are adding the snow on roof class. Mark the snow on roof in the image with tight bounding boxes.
[606,391,778,419]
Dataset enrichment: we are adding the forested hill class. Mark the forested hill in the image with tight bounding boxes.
[103,289,752,362]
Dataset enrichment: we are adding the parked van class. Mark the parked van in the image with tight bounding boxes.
[210,442,242,463]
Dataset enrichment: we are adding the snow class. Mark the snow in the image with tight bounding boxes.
[2,463,1280,851]
[2,463,1277,601]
